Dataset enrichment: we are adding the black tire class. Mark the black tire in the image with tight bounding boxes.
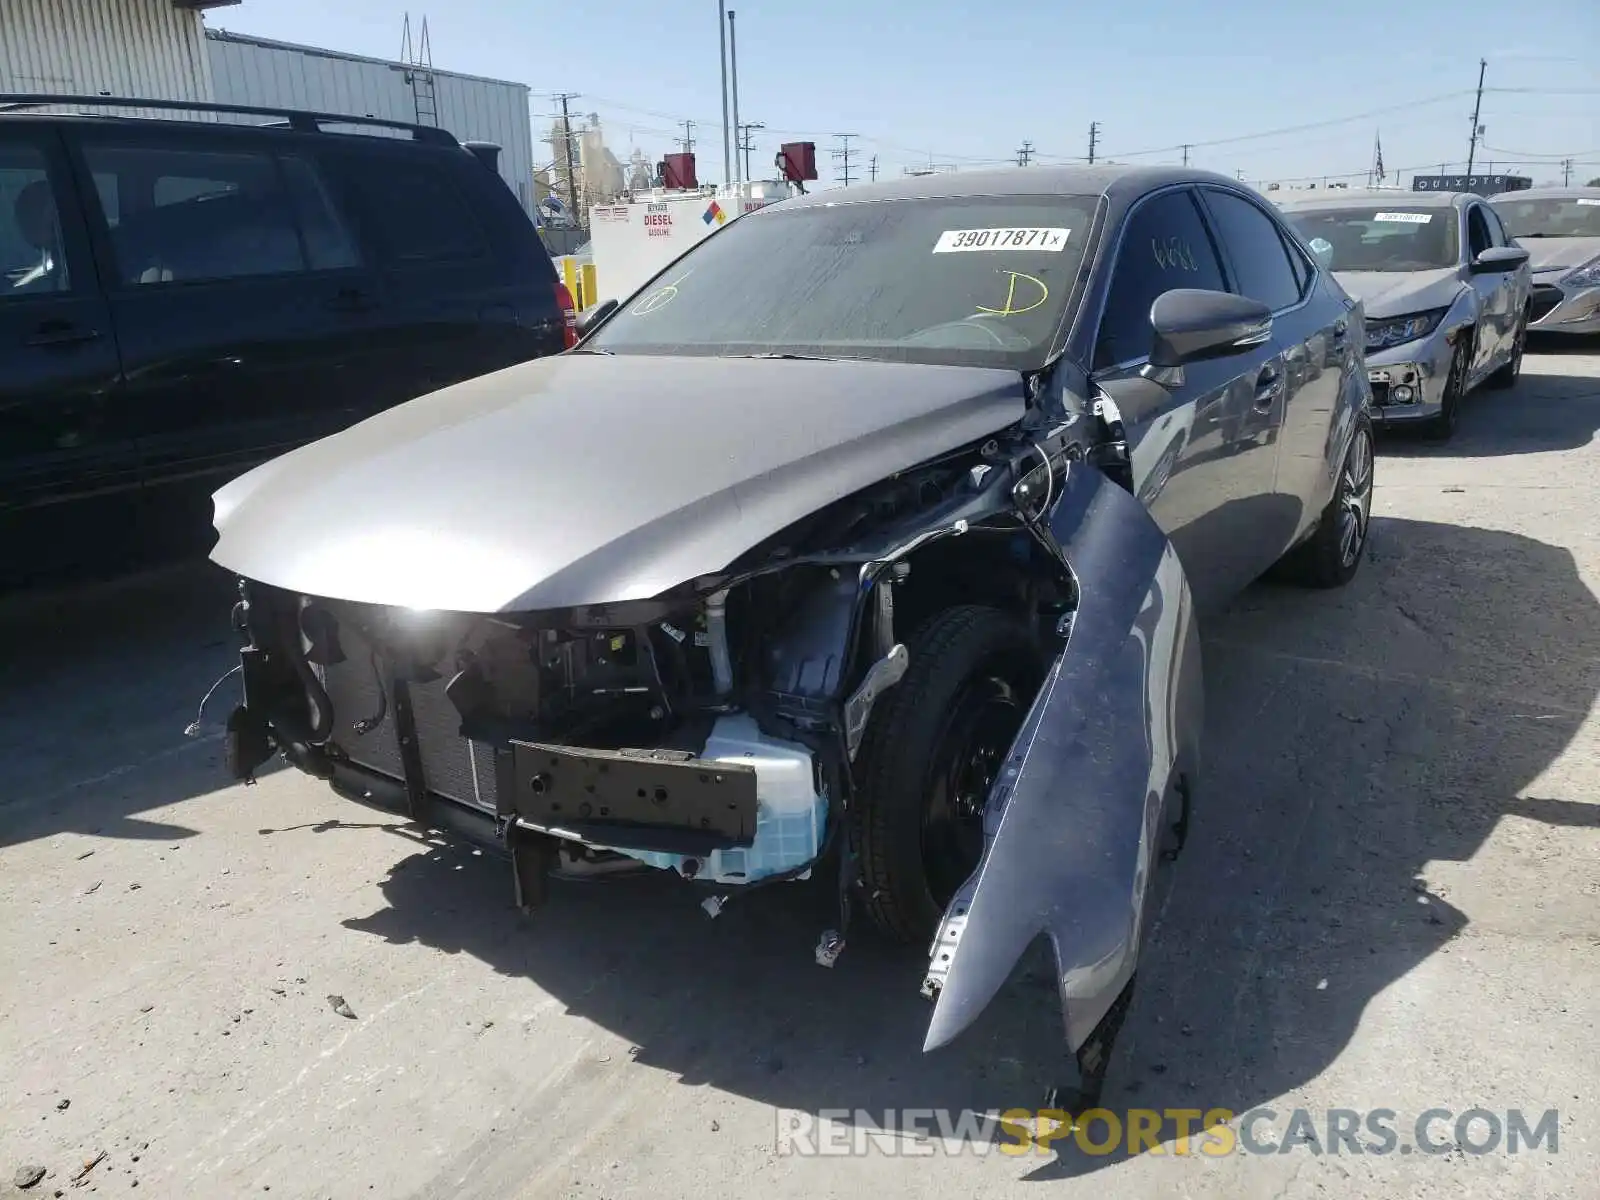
[1422,337,1471,440]
[851,605,1043,945]
[1486,308,1528,390]
[1274,411,1375,589]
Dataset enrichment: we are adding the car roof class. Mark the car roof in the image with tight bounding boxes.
[1488,185,1600,202]
[1274,189,1470,210]
[766,164,1252,211]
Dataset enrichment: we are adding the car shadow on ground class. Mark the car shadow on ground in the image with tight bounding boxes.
[0,559,248,847]
[1380,342,1600,457]
[337,514,1599,1177]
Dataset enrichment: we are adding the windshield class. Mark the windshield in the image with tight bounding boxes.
[1493,196,1600,239]
[584,194,1100,368]
[1282,206,1459,272]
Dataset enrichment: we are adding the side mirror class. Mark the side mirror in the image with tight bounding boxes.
[1147,289,1273,370]
[1470,245,1529,274]
[575,297,619,338]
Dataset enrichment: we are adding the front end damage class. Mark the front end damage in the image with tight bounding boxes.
[213,402,1201,1099]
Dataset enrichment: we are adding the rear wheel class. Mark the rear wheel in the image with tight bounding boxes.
[851,606,1042,945]
[1274,411,1374,589]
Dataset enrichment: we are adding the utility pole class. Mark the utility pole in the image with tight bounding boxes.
[1181,144,1191,167]
[1087,121,1100,165]
[832,133,858,186]
[737,121,764,181]
[727,9,742,182]
[1562,158,1574,186]
[1016,140,1034,166]
[717,0,731,186]
[1465,57,1487,176]
[677,119,696,154]
[869,154,878,182]
[553,91,581,221]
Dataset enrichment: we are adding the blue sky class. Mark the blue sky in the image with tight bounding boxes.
[216,0,1599,189]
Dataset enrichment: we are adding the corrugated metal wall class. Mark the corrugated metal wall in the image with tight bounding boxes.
[0,0,213,102]
[205,31,536,216]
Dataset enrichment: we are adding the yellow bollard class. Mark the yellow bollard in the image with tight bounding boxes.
[561,256,579,304]
[581,263,598,311]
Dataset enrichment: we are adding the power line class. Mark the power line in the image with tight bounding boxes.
[1099,90,1475,161]
[1087,122,1100,165]
[869,153,879,182]
[832,133,859,186]
[676,119,695,154]
[1016,140,1034,166]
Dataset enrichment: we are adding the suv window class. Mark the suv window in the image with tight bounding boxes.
[342,157,487,264]
[1,142,70,296]
[1204,189,1303,311]
[1095,189,1226,369]
[82,140,307,285]
[279,155,361,271]
[1467,205,1494,258]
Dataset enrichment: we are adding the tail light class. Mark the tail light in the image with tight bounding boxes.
[554,281,579,349]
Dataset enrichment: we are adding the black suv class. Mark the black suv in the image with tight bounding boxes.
[1,95,576,583]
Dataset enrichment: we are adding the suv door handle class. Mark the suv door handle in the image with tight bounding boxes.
[326,287,376,314]
[1254,364,1285,409]
[24,321,102,348]
[1331,318,1348,343]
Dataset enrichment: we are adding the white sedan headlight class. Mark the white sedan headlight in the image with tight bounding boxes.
[1561,256,1600,288]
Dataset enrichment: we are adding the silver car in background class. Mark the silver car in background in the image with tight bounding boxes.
[1490,186,1600,337]
[1277,190,1531,439]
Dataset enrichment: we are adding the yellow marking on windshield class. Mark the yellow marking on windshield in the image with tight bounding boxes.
[976,270,1049,317]
[631,269,694,316]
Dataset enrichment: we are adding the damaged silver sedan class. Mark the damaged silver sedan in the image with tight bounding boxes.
[203,166,1374,1105]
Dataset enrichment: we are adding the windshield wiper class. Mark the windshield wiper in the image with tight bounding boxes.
[726,352,840,361]
[567,347,614,354]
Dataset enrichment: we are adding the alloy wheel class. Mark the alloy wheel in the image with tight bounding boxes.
[1337,424,1375,568]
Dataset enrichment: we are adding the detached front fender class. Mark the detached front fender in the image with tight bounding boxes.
[920,462,1203,1080]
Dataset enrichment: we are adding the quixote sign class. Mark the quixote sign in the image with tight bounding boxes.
[1412,174,1532,196]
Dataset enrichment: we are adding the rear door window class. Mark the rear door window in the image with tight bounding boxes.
[80,138,307,285]
[1095,189,1227,369]
[339,156,488,265]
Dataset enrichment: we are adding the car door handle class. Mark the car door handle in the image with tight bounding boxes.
[326,287,376,314]
[1254,365,1285,408]
[1331,319,1348,344]
[24,321,102,348]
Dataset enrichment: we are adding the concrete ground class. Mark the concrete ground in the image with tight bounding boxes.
[2,344,1597,1200]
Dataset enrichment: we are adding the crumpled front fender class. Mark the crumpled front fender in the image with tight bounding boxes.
[920,462,1203,1066]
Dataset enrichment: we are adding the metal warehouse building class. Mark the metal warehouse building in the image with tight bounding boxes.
[0,0,538,215]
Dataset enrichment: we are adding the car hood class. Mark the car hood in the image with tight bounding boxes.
[210,353,1025,613]
[1331,268,1464,320]
[1520,235,1600,275]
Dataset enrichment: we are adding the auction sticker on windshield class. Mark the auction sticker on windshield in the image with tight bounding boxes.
[1373,212,1432,223]
[933,228,1070,253]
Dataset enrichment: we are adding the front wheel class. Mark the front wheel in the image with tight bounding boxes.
[1422,337,1471,440]
[1273,411,1375,589]
[850,606,1043,945]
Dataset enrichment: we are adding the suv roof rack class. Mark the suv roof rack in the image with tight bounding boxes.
[0,93,459,146]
